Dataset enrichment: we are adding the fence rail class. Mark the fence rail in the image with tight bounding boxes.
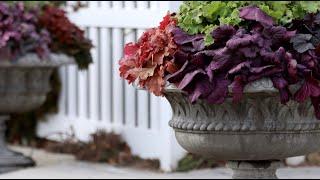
[37,1,185,172]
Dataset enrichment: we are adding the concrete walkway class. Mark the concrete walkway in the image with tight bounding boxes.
[0,146,320,179]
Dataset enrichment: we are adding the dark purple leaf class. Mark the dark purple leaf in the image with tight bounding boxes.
[187,77,214,103]
[206,58,229,81]
[178,69,206,90]
[271,76,291,104]
[171,27,205,52]
[231,75,246,103]
[250,65,275,74]
[228,61,252,75]
[238,46,259,58]
[248,67,283,82]
[239,6,274,26]
[311,96,320,119]
[207,76,231,104]
[294,77,320,103]
[166,61,190,83]
[173,50,189,65]
[263,26,296,46]
[226,34,253,50]
[211,25,236,42]
[301,50,318,69]
[290,34,316,53]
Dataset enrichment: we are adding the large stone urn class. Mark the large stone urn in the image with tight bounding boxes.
[165,79,320,179]
[0,53,74,173]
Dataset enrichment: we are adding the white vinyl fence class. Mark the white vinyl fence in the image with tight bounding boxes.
[37,1,308,170]
[37,1,186,172]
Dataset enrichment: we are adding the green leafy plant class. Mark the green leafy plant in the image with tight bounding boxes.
[177,1,320,45]
[176,153,222,172]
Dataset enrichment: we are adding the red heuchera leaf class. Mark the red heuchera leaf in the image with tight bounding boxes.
[140,66,165,96]
[166,61,179,74]
[159,12,177,30]
[39,5,93,69]
[294,77,320,103]
[119,14,177,96]
[231,75,246,103]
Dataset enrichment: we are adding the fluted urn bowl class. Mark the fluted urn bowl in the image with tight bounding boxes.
[165,79,320,179]
[0,53,74,173]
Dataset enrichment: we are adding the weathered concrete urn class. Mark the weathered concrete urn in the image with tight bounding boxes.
[165,79,320,179]
[0,53,74,173]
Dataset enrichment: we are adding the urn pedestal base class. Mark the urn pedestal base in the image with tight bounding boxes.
[0,53,74,173]
[165,80,320,179]
[0,116,35,174]
[227,161,282,179]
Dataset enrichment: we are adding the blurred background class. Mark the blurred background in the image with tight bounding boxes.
[6,1,320,176]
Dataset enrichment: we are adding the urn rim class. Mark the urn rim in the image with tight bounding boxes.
[163,78,301,94]
[0,53,75,68]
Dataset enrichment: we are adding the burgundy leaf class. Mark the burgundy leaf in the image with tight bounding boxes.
[294,77,320,103]
[207,77,231,104]
[271,76,291,104]
[311,96,320,119]
[178,69,206,90]
[231,75,246,103]
[239,6,274,26]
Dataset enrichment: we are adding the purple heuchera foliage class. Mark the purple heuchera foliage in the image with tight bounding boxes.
[239,6,274,26]
[0,2,51,60]
[167,5,320,120]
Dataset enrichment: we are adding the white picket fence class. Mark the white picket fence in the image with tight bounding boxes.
[37,1,186,172]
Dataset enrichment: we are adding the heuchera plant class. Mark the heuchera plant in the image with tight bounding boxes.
[119,13,178,96]
[39,5,93,69]
[0,2,93,69]
[0,2,51,60]
[119,2,320,120]
[177,1,320,45]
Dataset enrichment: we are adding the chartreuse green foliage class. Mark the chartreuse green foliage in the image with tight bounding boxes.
[177,1,320,45]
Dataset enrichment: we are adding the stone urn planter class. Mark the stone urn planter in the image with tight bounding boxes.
[165,79,320,179]
[0,53,74,173]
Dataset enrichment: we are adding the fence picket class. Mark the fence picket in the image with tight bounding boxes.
[59,67,67,115]
[88,27,99,122]
[112,28,124,130]
[67,65,77,117]
[100,28,112,128]
[100,1,112,9]
[38,1,186,172]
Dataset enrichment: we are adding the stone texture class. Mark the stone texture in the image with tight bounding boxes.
[0,53,74,173]
[3,146,320,179]
[227,161,282,179]
[165,79,320,179]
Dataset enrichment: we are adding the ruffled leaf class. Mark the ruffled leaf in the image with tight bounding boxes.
[239,6,274,26]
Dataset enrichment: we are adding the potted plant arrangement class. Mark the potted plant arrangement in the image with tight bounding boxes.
[119,1,320,179]
[0,2,92,173]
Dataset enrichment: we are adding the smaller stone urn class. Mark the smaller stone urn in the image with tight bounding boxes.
[165,79,320,179]
[0,53,74,173]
